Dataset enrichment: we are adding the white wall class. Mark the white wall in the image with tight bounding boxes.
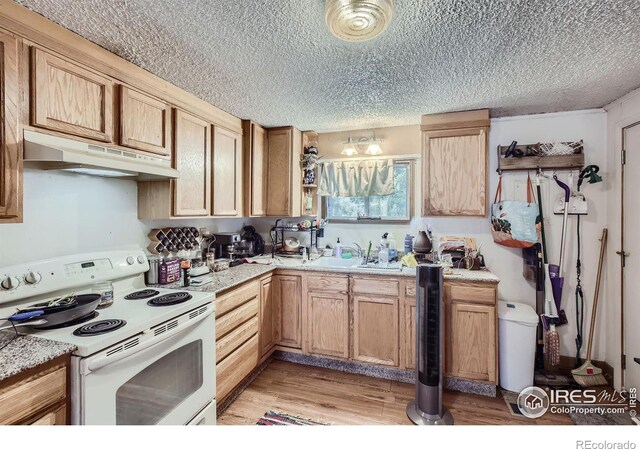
[0,169,149,267]
[603,86,640,391]
[319,109,609,360]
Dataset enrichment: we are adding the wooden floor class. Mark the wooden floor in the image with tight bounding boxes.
[218,360,574,425]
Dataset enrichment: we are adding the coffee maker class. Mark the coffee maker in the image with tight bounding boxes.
[211,232,242,259]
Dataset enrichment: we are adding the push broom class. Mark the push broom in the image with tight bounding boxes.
[572,228,608,387]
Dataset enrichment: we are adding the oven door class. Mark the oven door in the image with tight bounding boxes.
[75,305,215,425]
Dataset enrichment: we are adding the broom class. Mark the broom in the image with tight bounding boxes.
[572,228,608,387]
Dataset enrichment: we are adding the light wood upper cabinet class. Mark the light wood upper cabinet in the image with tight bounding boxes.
[119,85,171,157]
[31,48,114,142]
[243,120,267,217]
[266,126,302,217]
[421,109,489,216]
[259,276,277,357]
[307,291,349,359]
[352,295,399,367]
[0,32,21,222]
[173,110,211,216]
[212,126,242,216]
[273,274,302,349]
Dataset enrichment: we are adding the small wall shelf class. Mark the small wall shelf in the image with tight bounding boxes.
[497,144,585,173]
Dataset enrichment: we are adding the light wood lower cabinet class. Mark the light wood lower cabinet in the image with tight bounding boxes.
[0,356,69,425]
[215,279,260,401]
[404,300,416,370]
[259,276,277,357]
[352,295,399,367]
[273,274,303,349]
[446,301,497,382]
[307,291,349,359]
[31,47,114,142]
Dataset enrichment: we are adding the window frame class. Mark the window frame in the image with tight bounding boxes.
[321,159,414,224]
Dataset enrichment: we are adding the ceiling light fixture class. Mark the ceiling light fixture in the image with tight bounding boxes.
[325,0,393,42]
[341,133,359,156]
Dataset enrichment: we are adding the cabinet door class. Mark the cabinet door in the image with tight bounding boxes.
[448,302,496,382]
[31,48,113,142]
[422,127,487,216]
[0,32,21,220]
[307,291,349,359]
[266,127,302,217]
[405,300,416,370]
[259,277,276,357]
[173,110,211,216]
[273,274,302,349]
[353,295,399,366]
[212,126,242,216]
[246,123,266,216]
[119,85,171,157]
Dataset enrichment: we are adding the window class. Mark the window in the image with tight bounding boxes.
[324,161,412,222]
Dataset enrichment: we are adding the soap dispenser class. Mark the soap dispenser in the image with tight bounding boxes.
[378,233,390,265]
[334,238,343,258]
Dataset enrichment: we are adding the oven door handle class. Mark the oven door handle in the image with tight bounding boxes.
[85,306,214,373]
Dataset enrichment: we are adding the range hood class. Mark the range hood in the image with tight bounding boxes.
[23,130,179,180]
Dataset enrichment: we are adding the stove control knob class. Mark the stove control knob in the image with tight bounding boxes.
[23,271,41,285]
[1,276,19,291]
[137,255,146,264]
[126,256,135,266]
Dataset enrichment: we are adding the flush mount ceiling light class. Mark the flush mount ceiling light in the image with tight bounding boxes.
[341,133,359,156]
[325,0,393,42]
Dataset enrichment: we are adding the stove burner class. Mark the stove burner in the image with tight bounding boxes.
[125,289,159,300]
[73,319,126,337]
[36,311,100,330]
[147,292,192,307]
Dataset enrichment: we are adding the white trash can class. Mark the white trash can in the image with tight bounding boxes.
[498,300,539,393]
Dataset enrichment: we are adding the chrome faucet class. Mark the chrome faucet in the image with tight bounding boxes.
[351,242,363,259]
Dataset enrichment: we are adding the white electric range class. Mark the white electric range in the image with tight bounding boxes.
[0,250,216,425]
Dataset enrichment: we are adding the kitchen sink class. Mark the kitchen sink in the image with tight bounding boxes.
[307,257,359,268]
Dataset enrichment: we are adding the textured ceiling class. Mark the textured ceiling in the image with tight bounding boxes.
[14,0,640,131]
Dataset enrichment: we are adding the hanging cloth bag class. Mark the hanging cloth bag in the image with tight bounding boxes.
[491,175,539,248]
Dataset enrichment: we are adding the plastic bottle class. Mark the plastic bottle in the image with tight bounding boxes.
[378,233,390,265]
[334,238,343,258]
[404,234,414,254]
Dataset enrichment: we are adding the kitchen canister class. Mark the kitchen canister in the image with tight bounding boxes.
[146,256,162,284]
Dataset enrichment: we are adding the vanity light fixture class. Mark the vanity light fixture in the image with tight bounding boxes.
[365,131,383,155]
[341,133,359,156]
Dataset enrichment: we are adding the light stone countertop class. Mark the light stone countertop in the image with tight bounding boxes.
[159,257,499,294]
[0,332,76,382]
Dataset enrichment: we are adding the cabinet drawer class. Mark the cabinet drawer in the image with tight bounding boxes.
[216,334,259,401]
[216,281,259,317]
[216,297,259,339]
[352,277,400,297]
[307,275,348,292]
[447,284,496,305]
[216,316,259,363]
[30,404,66,425]
[0,366,66,425]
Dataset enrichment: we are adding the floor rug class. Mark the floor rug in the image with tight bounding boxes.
[257,410,328,426]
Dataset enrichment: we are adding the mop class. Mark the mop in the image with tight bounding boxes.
[572,228,608,387]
